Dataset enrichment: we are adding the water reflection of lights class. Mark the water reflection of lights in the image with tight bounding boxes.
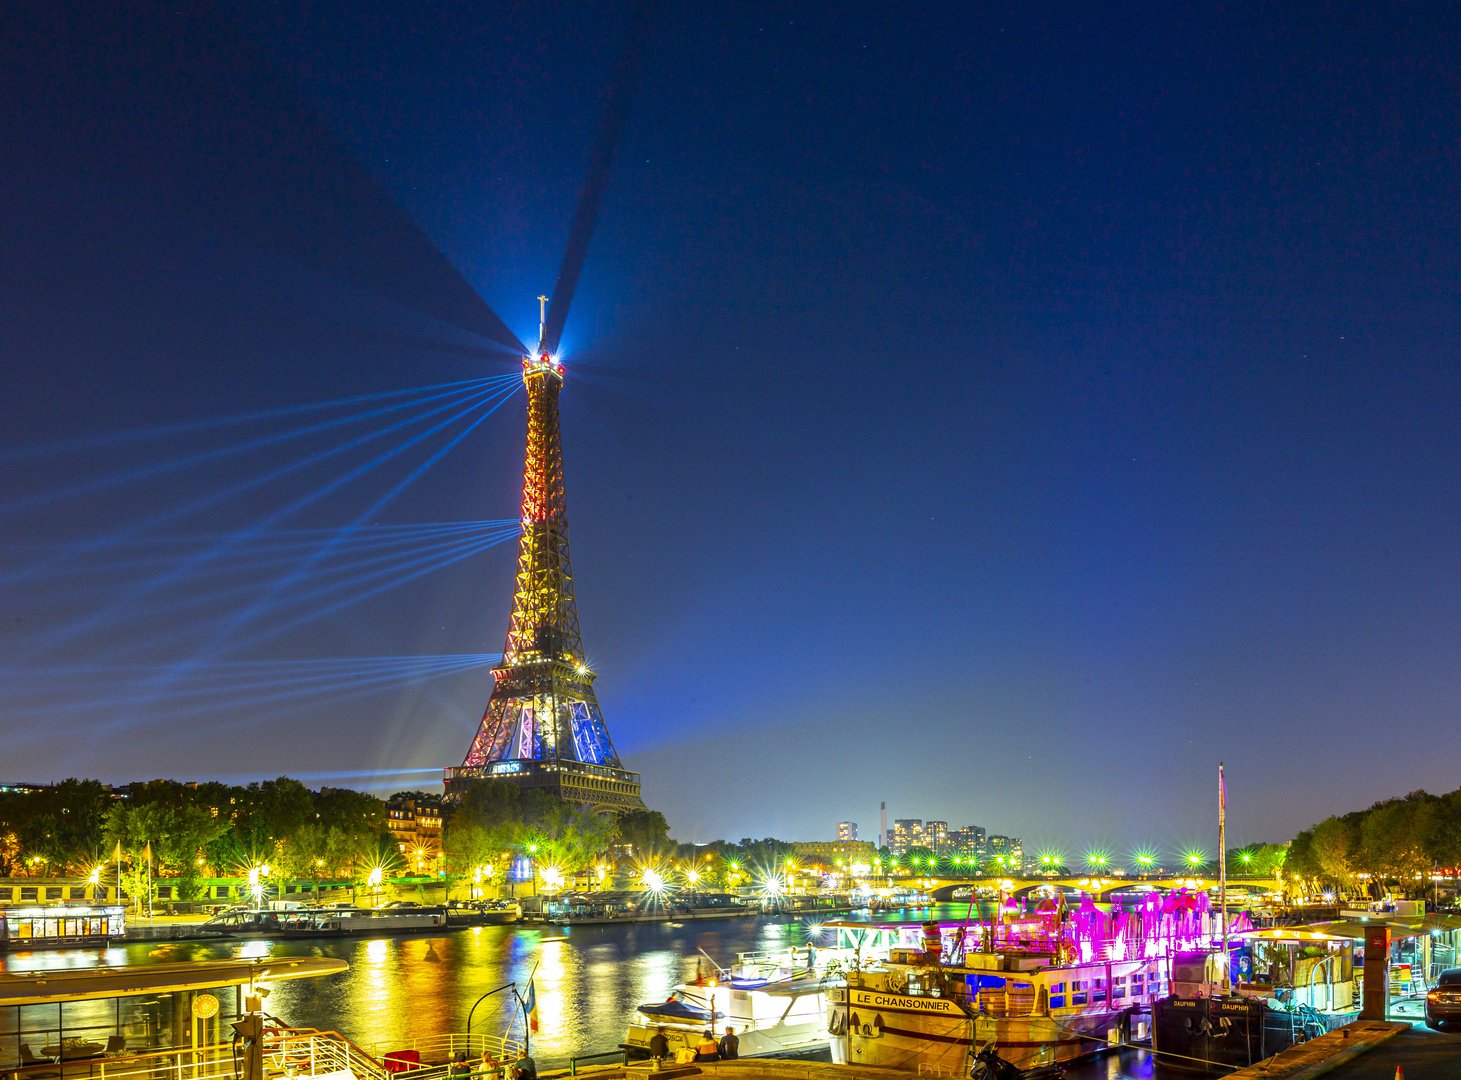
[2,903,940,1067]
[238,941,272,960]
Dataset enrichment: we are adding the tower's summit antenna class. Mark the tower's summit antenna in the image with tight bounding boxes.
[537,295,550,355]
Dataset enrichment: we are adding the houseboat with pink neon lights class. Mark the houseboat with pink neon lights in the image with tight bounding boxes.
[822,889,1228,1072]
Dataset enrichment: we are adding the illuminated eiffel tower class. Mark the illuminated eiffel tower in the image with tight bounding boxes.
[444,299,645,812]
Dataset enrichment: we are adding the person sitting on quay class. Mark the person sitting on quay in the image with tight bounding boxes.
[474,1050,500,1078]
[717,1027,739,1061]
[648,1026,669,1062]
[512,1048,536,1080]
[694,1030,720,1062]
[448,1052,472,1080]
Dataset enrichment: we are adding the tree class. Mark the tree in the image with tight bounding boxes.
[519,798,619,876]
[233,777,315,852]
[616,810,671,860]
[160,805,231,901]
[904,846,937,868]
[105,803,174,911]
[1227,843,1288,876]
[1309,816,1358,887]
[0,779,113,874]
[318,788,388,833]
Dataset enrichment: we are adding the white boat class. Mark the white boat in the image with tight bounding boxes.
[821,890,1223,1072]
[624,947,831,1060]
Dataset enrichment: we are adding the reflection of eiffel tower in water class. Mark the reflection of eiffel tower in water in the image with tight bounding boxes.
[444,300,645,812]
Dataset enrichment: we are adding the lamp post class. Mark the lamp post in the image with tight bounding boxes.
[466,982,517,1046]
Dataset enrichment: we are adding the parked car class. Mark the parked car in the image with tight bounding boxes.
[1426,969,1461,1030]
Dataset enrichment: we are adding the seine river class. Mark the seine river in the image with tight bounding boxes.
[0,910,961,1067]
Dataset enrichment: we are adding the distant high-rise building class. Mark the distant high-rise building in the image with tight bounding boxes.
[836,821,858,842]
[950,825,986,859]
[891,819,923,856]
[925,820,949,855]
[880,802,888,849]
[986,835,1024,873]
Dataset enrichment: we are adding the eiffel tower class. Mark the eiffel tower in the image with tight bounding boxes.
[444,299,645,812]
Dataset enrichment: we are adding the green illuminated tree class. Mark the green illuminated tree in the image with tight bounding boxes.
[159,805,230,901]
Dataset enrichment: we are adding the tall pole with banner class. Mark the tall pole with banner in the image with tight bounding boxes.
[1219,763,1228,991]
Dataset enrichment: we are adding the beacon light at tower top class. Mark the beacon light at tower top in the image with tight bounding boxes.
[524,296,564,380]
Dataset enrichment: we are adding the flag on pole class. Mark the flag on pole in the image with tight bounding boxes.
[112,841,124,862]
[1219,765,1227,813]
[142,842,153,864]
[524,979,539,1033]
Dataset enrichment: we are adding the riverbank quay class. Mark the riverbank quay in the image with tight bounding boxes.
[1218,1021,1409,1080]
[539,1059,929,1080]
[1322,1025,1461,1078]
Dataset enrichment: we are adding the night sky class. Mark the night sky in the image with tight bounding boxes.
[2,1,1459,857]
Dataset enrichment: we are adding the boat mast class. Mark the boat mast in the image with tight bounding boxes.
[1219,761,1228,992]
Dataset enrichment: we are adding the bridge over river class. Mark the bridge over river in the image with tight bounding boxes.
[890,874,1281,902]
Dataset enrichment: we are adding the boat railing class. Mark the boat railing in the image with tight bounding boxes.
[2,1029,381,1080]
[735,947,813,968]
[356,1032,525,1066]
[267,1028,389,1080]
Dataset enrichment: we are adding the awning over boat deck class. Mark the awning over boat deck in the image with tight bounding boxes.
[0,957,348,1006]
[1235,925,1362,942]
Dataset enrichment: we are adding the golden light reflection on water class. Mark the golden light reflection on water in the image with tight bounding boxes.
[0,908,971,1067]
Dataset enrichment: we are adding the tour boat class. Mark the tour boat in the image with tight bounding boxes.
[624,946,831,1060]
[204,905,447,937]
[821,889,1226,1072]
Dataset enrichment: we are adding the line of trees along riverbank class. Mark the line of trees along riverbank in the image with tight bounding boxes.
[0,776,810,901]
[1287,785,1461,898]
[0,777,393,901]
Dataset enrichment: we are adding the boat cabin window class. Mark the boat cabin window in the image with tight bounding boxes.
[1,986,245,1072]
[0,888,10,900]
[904,973,940,997]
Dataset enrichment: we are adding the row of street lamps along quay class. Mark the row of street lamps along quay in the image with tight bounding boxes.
[871,847,1274,878]
[461,848,1280,899]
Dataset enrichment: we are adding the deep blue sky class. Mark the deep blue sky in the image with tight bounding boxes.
[2,0,1459,857]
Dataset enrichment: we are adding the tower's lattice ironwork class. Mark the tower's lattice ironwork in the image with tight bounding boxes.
[445,330,644,812]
